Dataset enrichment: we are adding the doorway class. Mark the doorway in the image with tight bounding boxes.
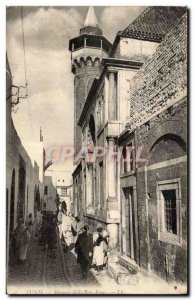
[17,157,26,219]
[123,187,138,262]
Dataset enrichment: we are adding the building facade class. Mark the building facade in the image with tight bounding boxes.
[56,180,73,213]
[118,11,187,283]
[42,176,56,212]
[6,57,44,227]
[71,7,187,283]
[69,7,112,220]
[6,56,44,250]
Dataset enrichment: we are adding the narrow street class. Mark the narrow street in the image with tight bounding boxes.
[6,5,188,295]
[7,231,117,294]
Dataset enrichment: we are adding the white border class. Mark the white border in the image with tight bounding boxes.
[1,1,191,299]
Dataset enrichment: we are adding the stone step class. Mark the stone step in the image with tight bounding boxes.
[107,261,139,285]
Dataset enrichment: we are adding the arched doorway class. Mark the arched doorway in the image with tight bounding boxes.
[17,157,26,219]
[146,133,187,281]
[10,169,15,233]
[34,185,40,213]
[148,133,186,165]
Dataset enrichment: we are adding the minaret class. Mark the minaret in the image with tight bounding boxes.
[69,7,112,156]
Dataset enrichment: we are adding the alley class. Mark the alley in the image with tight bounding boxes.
[7,231,118,294]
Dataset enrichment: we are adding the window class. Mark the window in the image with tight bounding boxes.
[157,179,182,245]
[162,189,177,234]
[43,203,46,209]
[122,143,134,173]
[61,187,67,196]
[44,186,48,195]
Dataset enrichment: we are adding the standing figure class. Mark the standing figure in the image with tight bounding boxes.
[101,229,109,268]
[57,207,63,239]
[75,225,93,279]
[25,213,33,235]
[11,217,31,264]
[47,214,57,258]
[39,213,49,249]
[71,216,84,240]
[34,209,42,237]
[92,223,109,272]
[61,211,73,248]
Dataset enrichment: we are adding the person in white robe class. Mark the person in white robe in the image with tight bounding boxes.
[12,217,31,264]
[57,207,63,239]
[92,223,109,272]
[61,212,73,247]
[34,210,42,237]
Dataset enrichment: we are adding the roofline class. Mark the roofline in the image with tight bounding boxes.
[109,33,121,57]
[78,58,143,127]
[119,7,187,43]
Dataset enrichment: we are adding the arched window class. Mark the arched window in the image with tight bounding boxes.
[89,114,96,145]
[148,134,186,165]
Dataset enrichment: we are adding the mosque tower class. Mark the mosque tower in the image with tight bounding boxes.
[69,7,112,154]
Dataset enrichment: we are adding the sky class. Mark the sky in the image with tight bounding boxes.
[6,6,145,184]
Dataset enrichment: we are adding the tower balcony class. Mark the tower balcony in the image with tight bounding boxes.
[69,34,112,57]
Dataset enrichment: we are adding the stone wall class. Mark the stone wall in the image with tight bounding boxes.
[112,37,159,62]
[135,90,187,283]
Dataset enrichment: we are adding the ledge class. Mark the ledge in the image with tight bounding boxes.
[120,170,136,178]
[84,213,120,224]
[118,255,139,273]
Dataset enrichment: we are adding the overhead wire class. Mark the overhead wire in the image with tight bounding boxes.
[20,6,36,143]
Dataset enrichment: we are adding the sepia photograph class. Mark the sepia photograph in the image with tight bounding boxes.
[6,5,188,295]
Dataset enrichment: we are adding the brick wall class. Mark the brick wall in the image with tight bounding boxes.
[130,14,187,129]
[126,13,188,283]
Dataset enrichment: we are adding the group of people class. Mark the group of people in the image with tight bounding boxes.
[75,223,109,279]
[56,202,110,279]
[10,203,110,281]
[10,216,31,265]
[10,209,57,264]
[38,211,58,258]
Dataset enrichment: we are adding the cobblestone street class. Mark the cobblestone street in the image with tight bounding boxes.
[7,232,117,294]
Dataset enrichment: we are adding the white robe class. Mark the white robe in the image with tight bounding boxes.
[92,232,104,267]
[57,211,63,239]
[61,214,73,246]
